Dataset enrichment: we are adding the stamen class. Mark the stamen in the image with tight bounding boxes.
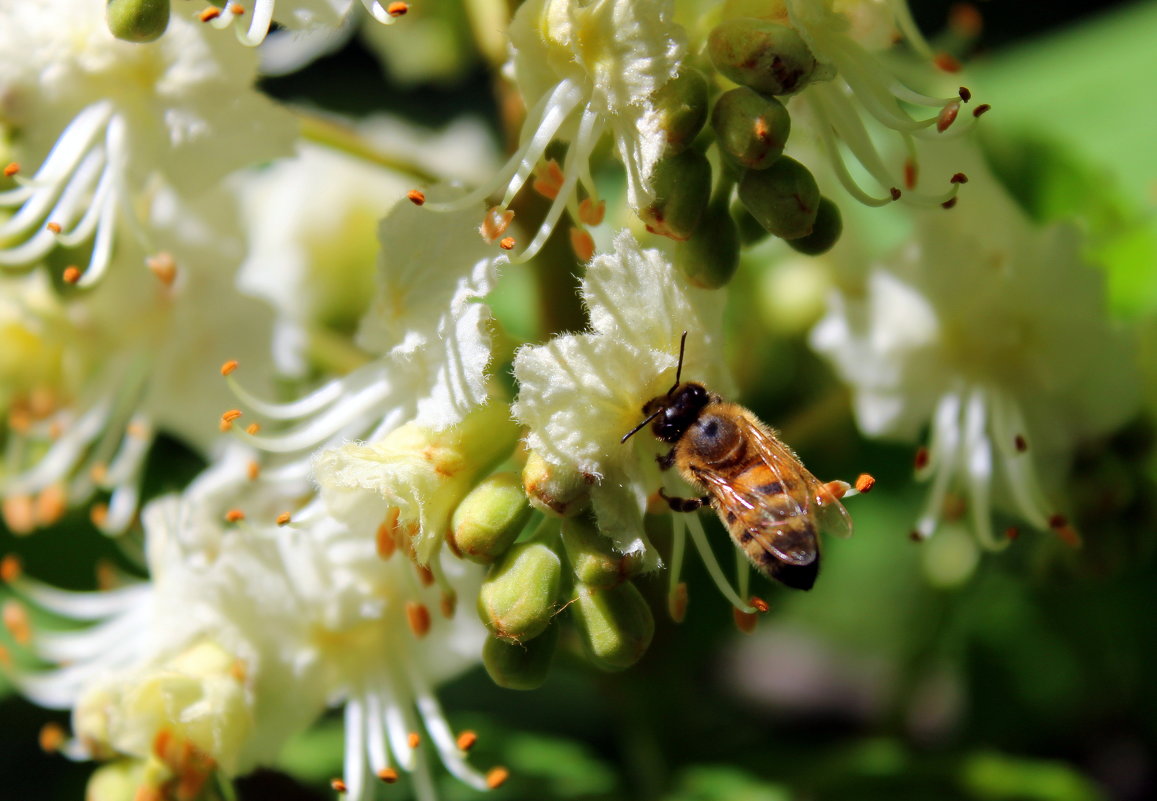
[90,503,108,528]
[220,360,239,376]
[936,103,960,133]
[228,3,245,14]
[407,190,426,206]
[904,159,917,190]
[498,237,515,250]
[456,731,478,752]
[330,778,348,793]
[62,266,81,284]
[1014,434,1027,452]
[750,596,770,613]
[685,512,755,613]
[377,768,399,783]
[377,512,399,559]
[414,565,434,587]
[439,592,456,619]
[941,197,957,210]
[479,207,514,243]
[732,607,757,634]
[3,599,32,644]
[933,53,962,73]
[973,104,991,118]
[578,197,605,226]
[570,228,595,262]
[408,732,421,749]
[951,172,968,184]
[486,767,510,789]
[224,509,245,523]
[854,473,876,493]
[3,495,35,535]
[34,484,66,527]
[276,513,291,526]
[3,163,18,177]
[914,447,930,471]
[46,222,62,234]
[387,1,408,16]
[958,86,973,103]
[1004,526,1019,541]
[532,159,566,200]
[146,252,177,286]
[199,6,222,22]
[669,581,688,623]
[406,602,431,638]
[247,461,260,481]
[1048,514,1082,548]
[39,722,66,753]
[245,423,260,435]
[1,555,22,583]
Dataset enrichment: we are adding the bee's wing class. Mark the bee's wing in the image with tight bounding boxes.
[691,415,852,566]
[742,417,854,541]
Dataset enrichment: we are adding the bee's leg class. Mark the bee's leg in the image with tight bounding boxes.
[658,487,711,513]
[656,448,677,471]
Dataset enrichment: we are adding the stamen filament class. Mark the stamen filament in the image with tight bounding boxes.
[685,513,754,613]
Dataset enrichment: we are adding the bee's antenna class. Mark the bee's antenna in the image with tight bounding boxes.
[621,408,664,444]
[669,331,688,395]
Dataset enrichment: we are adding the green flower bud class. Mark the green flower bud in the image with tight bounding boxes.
[675,199,741,289]
[737,156,820,240]
[708,18,817,95]
[478,541,562,642]
[482,623,559,690]
[786,196,842,255]
[711,87,791,170]
[651,69,710,157]
[449,472,532,563]
[106,0,170,43]
[731,198,772,245]
[570,581,655,671]
[523,451,590,518]
[87,759,147,801]
[637,149,712,242]
[561,516,643,589]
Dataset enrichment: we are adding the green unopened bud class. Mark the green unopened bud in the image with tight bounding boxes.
[731,198,771,245]
[482,623,559,690]
[675,199,741,289]
[87,759,147,801]
[786,196,842,255]
[478,541,562,642]
[106,0,170,43]
[571,581,655,671]
[737,156,820,240]
[561,516,643,588]
[637,149,712,241]
[523,451,590,518]
[708,18,817,95]
[449,472,531,563]
[712,88,791,170]
[652,69,710,156]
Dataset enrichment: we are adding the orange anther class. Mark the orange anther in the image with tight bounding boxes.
[532,159,566,200]
[146,252,177,286]
[62,266,81,284]
[949,4,983,37]
[498,236,516,250]
[578,197,605,226]
[406,602,431,638]
[903,159,917,190]
[220,360,239,376]
[570,228,595,263]
[914,447,930,470]
[479,206,514,243]
[228,3,244,14]
[407,189,426,206]
[407,731,421,749]
[377,768,399,783]
[439,591,456,619]
[224,509,245,523]
[330,778,348,793]
[221,409,243,423]
[933,52,961,73]
[1,555,21,583]
[821,480,849,501]
[456,730,478,752]
[486,767,510,789]
[387,1,408,16]
[3,162,18,177]
[34,484,66,528]
[936,102,960,133]
[2,495,35,535]
[247,461,261,481]
[90,503,109,528]
[245,423,260,435]
[229,659,248,682]
[46,222,62,234]
[415,564,434,587]
[96,559,118,591]
[669,581,688,623]
[854,473,876,494]
[749,596,770,613]
[376,510,398,559]
[199,6,221,21]
[39,722,66,753]
[276,513,291,526]
[3,599,31,644]
[732,607,758,634]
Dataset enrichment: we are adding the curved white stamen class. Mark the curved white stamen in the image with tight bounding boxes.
[914,391,963,537]
[8,576,146,621]
[408,662,489,790]
[685,511,754,613]
[365,688,391,776]
[806,89,896,206]
[225,369,367,420]
[236,0,276,46]
[344,697,369,801]
[4,400,113,494]
[963,387,1004,550]
[383,683,416,772]
[0,147,105,257]
[668,513,686,600]
[232,380,396,453]
[885,0,936,58]
[32,604,149,663]
[989,390,1052,529]
[825,41,943,134]
[0,103,113,211]
[362,0,400,25]
[510,108,604,264]
[423,80,583,213]
[76,117,129,289]
[56,155,116,248]
[735,547,751,601]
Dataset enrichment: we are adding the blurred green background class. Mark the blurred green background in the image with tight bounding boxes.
[3,1,1156,800]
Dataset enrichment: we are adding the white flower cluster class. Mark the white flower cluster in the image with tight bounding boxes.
[0,0,1142,799]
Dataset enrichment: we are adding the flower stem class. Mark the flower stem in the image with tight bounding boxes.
[295,111,439,183]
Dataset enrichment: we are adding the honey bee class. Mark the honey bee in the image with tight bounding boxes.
[622,334,851,590]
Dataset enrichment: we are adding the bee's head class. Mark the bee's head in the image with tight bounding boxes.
[643,382,710,443]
